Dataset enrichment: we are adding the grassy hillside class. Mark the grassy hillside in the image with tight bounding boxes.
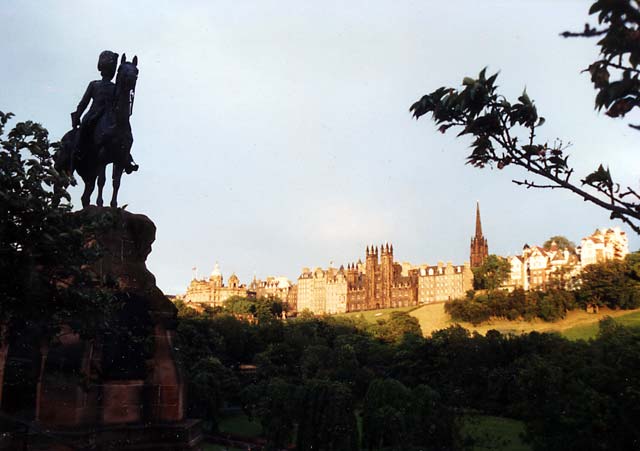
[409,303,640,338]
[336,305,417,322]
[562,310,640,340]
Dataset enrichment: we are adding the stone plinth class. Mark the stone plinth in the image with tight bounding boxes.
[1,207,200,450]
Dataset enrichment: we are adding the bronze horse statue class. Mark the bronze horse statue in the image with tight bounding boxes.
[55,54,139,208]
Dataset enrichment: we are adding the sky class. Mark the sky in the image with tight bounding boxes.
[2,0,639,294]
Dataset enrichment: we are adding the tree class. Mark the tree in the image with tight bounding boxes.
[362,378,411,450]
[224,295,285,323]
[296,379,359,451]
[0,111,116,340]
[241,378,297,450]
[410,1,640,234]
[408,384,456,451]
[579,259,640,309]
[188,357,239,432]
[543,235,576,252]
[472,254,511,290]
[627,250,640,281]
[375,311,422,342]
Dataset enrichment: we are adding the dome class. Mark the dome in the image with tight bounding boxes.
[210,262,221,278]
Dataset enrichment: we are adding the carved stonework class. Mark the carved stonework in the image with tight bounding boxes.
[2,208,201,450]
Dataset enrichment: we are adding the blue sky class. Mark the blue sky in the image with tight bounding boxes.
[2,0,639,294]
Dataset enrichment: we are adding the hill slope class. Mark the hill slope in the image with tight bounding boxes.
[409,302,640,338]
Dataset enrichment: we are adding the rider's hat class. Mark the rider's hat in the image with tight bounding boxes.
[97,50,118,77]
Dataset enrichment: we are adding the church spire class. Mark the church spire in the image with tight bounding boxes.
[470,202,489,268]
[475,201,483,238]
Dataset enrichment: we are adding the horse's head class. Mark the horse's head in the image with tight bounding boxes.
[115,54,139,116]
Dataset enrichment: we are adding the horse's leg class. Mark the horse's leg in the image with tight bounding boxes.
[96,164,106,207]
[110,164,124,208]
[81,173,97,208]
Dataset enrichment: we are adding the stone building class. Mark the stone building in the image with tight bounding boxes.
[344,244,419,312]
[286,284,298,312]
[296,245,472,314]
[470,202,489,268]
[298,267,330,313]
[248,275,297,311]
[184,263,247,308]
[504,244,580,291]
[249,276,294,301]
[578,227,629,266]
[504,228,628,292]
[417,261,473,303]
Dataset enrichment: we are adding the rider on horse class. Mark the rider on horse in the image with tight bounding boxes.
[71,50,138,174]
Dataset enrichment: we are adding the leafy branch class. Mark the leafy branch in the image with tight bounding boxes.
[410,69,640,234]
[562,0,640,128]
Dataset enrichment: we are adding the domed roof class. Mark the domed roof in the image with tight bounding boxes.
[211,262,221,277]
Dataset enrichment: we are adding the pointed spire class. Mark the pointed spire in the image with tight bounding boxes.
[475,201,483,238]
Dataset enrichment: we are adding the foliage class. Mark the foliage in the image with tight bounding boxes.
[579,259,640,309]
[459,415,530,451]
[188,357,240,432]
[627,250,640,280]
[445,288,576,324]
[296,379,359,451]
[561,0,640,129]
[362,378,412,450]
[410,1,640,234]
[174,302,640,451]
[0,111,119,342]
[225,295,285,322]
[472,255,511,290]
[542,235,576,252]
[372,311,422,342]
[241,378,296,449]
[521,320,640,451]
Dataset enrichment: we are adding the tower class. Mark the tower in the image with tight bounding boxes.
[210,262,223,288]
[470,202,489,267]
[380,243,394,308]
[365,245,378,308]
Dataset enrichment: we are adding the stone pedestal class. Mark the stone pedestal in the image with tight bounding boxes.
[0,329,8,409]
[2,207,201,450]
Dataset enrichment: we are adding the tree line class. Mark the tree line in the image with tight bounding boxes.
[448,252,640,326]
[174,301,640,451]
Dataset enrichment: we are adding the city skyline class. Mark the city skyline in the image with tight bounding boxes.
[2,1,639,295]
[183,213,624,292]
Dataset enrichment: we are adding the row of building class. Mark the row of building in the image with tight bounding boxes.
[182,203,488,313]
[181,203,630,314]
[504,226,629,291]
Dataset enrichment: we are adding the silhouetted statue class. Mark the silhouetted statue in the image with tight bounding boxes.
[55,51,139,208]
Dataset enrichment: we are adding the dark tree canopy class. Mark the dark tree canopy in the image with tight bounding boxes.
[472,254,511,290]
[410,0,640,234]
[543,235,577,252]
[579,258,640,309]
[0,111,116,340]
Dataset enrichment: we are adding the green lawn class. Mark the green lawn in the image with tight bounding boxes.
[461,415,531,451]
[337,305,418,323]
[562,310,640,340]
[218,414,263,439]
[202,444,244,451]
[211,412,528,450]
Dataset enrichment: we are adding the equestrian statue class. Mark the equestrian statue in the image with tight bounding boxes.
[55,50,139,208]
